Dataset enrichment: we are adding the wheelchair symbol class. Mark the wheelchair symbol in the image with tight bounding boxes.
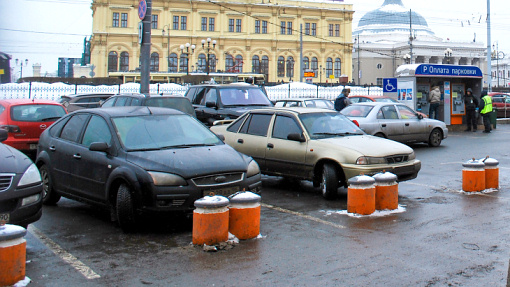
[385,79,396,92]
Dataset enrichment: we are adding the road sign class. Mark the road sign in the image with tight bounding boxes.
[138,22,143,44]
[304,71,315,77]
[138,0,147,20]
[383,78,397,93]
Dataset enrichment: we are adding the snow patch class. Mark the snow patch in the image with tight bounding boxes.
[322,205,406,217]
[459,188,498,194]
[13,277,31,287]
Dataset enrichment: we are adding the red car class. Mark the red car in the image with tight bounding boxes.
[0,99,67,153]
[489,92,510,118]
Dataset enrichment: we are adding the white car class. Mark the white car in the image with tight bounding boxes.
[341,102,448,147]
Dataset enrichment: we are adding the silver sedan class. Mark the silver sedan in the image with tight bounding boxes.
[341,102,448,147]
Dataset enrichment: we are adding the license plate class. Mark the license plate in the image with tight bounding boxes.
[29,144,38,150]
[0,213,9,224]
[203,186,240,197]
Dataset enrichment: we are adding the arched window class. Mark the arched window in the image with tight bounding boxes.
[334,58,342,77]
[198,54,206,72]
[286,56,294,78]
[235,55,243,73]
[252,55,260,73]
[169,53,178,72]
[225,54,234,72]
[277,56,285,77]
[119,52,129,72]
[326,58,333,78]
[261,55,269,77]
[108,51,118,72]
[209,54,217,73]
[303,57,309,70]
[179,53,188,73]
[150,52,159,72]
[311,57,318,78]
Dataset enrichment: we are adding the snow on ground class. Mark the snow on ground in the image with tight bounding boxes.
[321,205,407,218]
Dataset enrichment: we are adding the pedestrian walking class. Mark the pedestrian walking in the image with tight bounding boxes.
[479,90,493,133]
[463,88,479,132]
[334,88,352,112]
[428,85,441,120]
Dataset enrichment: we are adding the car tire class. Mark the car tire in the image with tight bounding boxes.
[116,184,137,233]
[374,132,386,138]
[321,163,338,200]
[428,128,442,147]
[40,164,61,205]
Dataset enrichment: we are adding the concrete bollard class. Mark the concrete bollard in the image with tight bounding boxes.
[228,192,261,240]
[347,175,376,215]
[482,157,499,189]
[373,172,399,211]
[462,159,486,192]
[0,224,27,286]
[192,196,229,246]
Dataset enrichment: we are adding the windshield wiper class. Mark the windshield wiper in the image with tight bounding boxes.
[313,132,363,137]
[161,143,216,149]
[39,116,61,122]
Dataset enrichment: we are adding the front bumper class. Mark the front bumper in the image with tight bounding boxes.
[0,183,43,226]
[342,159,421,183]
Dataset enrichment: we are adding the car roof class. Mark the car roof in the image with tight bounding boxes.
[0,99,62,106]
[350,102,394,107]
[275,98,330,101]
[248,107,335,115]
[62,93,115,98]
[73,106,186,117]
[190,84,261,89]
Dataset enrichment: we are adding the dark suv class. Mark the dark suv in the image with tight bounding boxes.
[101,93,196,117]
[59,93,114,112]
[184,84,273,125]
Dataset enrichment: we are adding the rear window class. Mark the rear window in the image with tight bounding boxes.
[145,97,195,116]
[11,104,67,122]
[218,87,272,106]
[340,105,373,117]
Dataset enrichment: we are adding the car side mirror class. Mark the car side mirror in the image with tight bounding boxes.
[206,101,217,109]
[417,114,423,120]
[216,134,226,141]
[89,142,109,152]
[287,133,306,142]
[0,129,7,142]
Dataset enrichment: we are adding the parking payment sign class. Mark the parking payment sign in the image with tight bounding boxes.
[383,78,397,93]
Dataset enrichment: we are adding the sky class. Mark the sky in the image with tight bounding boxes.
[0,0,509,78]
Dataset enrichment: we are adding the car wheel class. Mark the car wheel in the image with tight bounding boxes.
[374,132,386,138]
[320,163,338,200]
[428,128,442,147]
[116,183,137,233]
[40,164,61,205]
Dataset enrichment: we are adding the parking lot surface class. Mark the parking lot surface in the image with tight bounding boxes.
[23,125,510,286]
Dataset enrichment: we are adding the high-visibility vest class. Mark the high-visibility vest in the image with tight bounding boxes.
[480,96,493,114]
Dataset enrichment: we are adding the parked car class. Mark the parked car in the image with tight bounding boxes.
[0,99,67,154]
[184,84,273,125]
[59,93,114,112]
[341,102,448,147]
[490,92,510,118]
[274,98,334,109]
[349,95,428,118]
[0,129,43,228]
[36,106,262,232]
[101,93,196,117]
[210,107,421,199]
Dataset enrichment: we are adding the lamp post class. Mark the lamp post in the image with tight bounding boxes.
[403,53,411,64]
[444,48,453,64]
[15,59,28,81]
[180,43,195,75]
[319,64,322,85]
[162,25,170,71]
[201,38,216,75]
[492,43,505,88]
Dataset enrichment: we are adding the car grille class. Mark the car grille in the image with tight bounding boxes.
[192,173,244,187]
[385,155,409,164]
[0,174,14,192]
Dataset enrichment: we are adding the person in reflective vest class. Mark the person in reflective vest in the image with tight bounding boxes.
[479,91,493,133]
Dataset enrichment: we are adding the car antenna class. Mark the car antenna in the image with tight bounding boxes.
[147,106,153,115]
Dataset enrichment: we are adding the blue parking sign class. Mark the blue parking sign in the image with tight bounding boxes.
[383,78,397,93]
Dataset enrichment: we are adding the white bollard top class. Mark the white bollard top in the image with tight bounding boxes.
[480,157,499,167]
[0,224,27,241]
[462,158,485,169]
[373,171,398,184]
[348,175,375,187]
[229,191,261,204]
[194,195,229,209]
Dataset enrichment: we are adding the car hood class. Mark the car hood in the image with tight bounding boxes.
[315,135,413,157]
[126,144,250,178]
[0,143,32,174]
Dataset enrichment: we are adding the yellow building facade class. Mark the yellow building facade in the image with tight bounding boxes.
[90,0,353,84]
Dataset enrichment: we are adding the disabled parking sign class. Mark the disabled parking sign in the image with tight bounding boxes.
[383,78,397,93]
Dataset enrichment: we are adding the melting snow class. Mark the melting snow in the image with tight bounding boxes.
[13,277,31,287]
[322,205,406,218]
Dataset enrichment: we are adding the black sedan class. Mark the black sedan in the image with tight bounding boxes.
[0,129,43,228]
[36,107,262,232]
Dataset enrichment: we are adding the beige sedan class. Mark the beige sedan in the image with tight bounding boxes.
[210,107,421,199]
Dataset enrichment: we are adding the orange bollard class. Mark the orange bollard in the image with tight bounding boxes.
[0,225,27,286]
[482,157,499,189]
[192,196,229,245]
[228,192,261,240]
[373,172,399,210]
[347,175,376,215]
[462,159,485,192]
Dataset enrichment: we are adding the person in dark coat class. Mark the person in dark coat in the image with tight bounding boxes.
[334,88,351,111]
[463,88,479,132]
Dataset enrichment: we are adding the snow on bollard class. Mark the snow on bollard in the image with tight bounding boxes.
[481,157,499,189]
[462,158,485,192]
[192,195,230,246]
[373,172,398,211]
[228,192,261,240]
[0,224,27,286]
[347,175,376,215]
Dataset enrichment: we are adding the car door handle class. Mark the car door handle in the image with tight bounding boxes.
[237,139,244,144]
[49,146,56,151]
[267,143,274,148]
[381,124,387,127]
[405,123,410,126]
[73,154,82,159]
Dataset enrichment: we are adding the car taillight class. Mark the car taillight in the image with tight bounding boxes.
[352,120,360,127]
[0,125,21,133]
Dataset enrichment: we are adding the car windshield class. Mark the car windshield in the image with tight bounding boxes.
[219,88,272,106]
[304,100,334,109]
[340,105,373,118]
[144,97,196,116]
[299,112,365,139]
[113,114,222,151]
[11,104,67,122]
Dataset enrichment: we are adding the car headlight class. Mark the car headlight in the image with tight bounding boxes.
[18,164,42,187]
[246,160,260,177]
[148,171,187,186]
[356,156,386,165]
[408,152,416,161]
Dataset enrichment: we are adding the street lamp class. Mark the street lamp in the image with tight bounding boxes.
[201,38,216,75]
[179,43,195,75]
[492,42,505,88]
[15,59,28,81]
[162,25,170,72]
[403,54,411,64]
[444,48,453,64]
